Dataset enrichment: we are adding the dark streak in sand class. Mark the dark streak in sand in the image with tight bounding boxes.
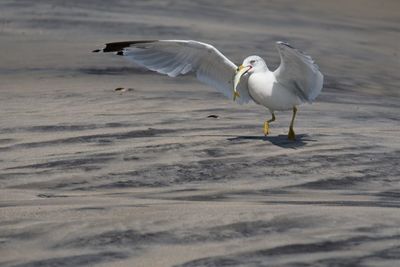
[10,252,128,267]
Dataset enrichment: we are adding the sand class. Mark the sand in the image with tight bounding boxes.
[0,0,400,266]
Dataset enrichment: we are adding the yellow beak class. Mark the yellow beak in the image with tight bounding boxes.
[236,65,245,72]
[233,65,251,101]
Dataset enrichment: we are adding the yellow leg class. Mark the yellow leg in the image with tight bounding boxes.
[263,112,276,136]
[288,106,297,140]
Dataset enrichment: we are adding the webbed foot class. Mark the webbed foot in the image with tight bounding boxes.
[288,127,296,140]
[263,121,270,136]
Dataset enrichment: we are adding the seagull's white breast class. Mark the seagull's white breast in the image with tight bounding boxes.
[248,71,302,111]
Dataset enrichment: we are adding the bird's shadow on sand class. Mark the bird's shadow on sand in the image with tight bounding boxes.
[228,134,314,149]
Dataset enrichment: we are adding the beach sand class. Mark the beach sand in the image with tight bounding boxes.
[1,1,399,266]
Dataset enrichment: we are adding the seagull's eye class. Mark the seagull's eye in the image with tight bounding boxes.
[250,60,256,64]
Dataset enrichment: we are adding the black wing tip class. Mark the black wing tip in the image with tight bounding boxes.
[276,41,312,59]
[276,41,294,49]
[101,40,158,53]
[92,40,158,53]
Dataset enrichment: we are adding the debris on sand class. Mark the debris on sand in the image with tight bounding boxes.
[207,114,219,119]
[114,87,135,93]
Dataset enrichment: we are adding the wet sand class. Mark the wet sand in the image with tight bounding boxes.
[1,1,400,266]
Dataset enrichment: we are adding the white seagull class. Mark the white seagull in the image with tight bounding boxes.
[93,40,323,140]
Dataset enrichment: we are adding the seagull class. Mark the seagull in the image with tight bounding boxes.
[93,40,323,140]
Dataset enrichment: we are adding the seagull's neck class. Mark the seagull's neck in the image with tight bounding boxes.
[254,66,269,73]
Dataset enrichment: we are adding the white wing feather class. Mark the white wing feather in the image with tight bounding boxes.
[273,42,323,103]
[99,40,252,104]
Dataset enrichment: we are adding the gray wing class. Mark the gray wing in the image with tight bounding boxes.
[273,41,323,103]
[94,40,252,104]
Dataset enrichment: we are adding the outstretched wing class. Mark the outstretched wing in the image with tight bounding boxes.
[94,40,252,104]
[273,41,323,103]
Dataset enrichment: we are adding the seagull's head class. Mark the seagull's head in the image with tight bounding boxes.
[239,55,267,74]
[233,56,267,100]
